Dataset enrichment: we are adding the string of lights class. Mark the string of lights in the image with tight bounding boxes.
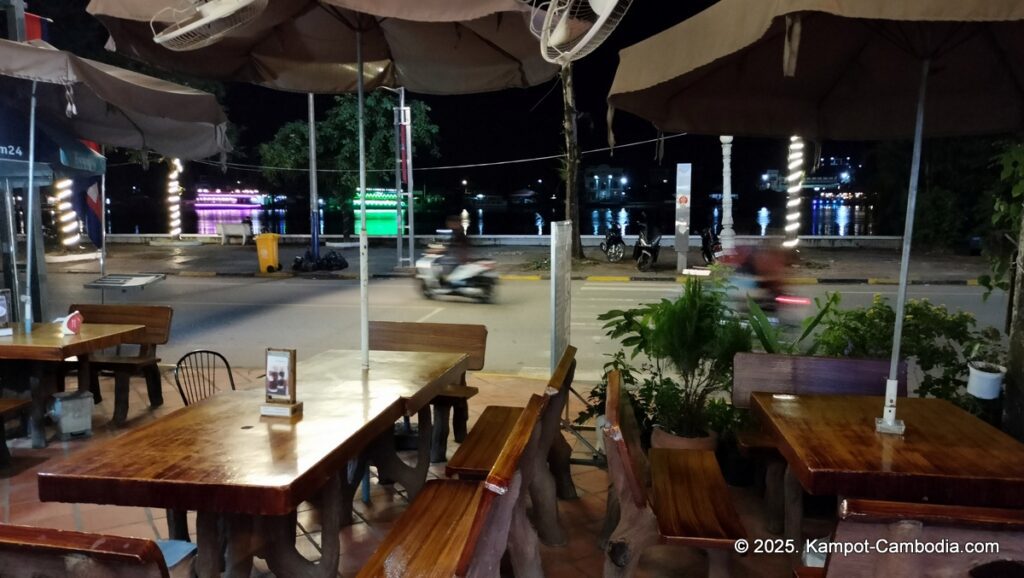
[54,178,81,247]
[167,159,183,237]
[783,136,804,248]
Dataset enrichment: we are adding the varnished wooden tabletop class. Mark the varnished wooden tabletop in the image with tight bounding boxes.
[38,350,468,516]
[0,323,145,361]
[751,393,1024,508]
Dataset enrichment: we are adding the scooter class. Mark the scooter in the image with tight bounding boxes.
[632,229,661,272]
[701,228,724,264]
[599,227,626,262]
[416,252,499,303]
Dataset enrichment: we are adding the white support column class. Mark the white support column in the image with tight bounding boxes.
[719,136,735,250]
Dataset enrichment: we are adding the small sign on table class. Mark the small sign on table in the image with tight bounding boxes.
[260,348,302,417]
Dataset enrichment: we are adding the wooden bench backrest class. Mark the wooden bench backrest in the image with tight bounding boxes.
[538,344,577,442]
[0,523,170,578]
[732,352,908,409]
[70,304,174,346]
[457,394,545,575]
[840,499,1024,531]
[604,370,649,509]
[368,321,487,371]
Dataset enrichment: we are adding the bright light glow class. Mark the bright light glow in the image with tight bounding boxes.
[784,136,804,249]
[167,159,183,237]
[59,212,77,223]
[61,234,81,246]
[620,177,628,185]
[54,178,81,248]
[56,179,73,189]
[776,295,811,306]
[57,202,73,211]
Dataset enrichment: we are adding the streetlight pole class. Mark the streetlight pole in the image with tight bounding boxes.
[719,136,736,251]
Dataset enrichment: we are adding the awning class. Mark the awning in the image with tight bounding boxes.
[0,100,105,180]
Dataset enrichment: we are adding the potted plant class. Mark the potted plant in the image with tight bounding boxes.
[594,277,751,450]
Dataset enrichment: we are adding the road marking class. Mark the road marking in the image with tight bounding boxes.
[586,276,632,282]
[501,274,543,281]
[416,307,445,322]
[581,284,680,292]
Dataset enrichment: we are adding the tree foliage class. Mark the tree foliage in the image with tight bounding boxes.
[258,93,439,205]
[979,140,1024,294]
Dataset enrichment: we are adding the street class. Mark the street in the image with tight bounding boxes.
[47,273,1009,383]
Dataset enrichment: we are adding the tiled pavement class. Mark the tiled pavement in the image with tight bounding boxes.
[0,369,833,577]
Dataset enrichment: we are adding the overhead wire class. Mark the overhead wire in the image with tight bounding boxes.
[186,132,688,175]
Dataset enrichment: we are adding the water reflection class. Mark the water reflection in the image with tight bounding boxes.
[836,205,850,236]
[196,208,287,235]
[535,213,544,235]
[757,207,770,236]
[477,208,483,236]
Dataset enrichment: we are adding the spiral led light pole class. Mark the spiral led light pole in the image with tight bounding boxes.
[167,159,183,237]
[783,136,804,248]
[55,178,81,247]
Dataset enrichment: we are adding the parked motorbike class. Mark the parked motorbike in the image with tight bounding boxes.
[599,227,626,263]
[416,251,498,303]
[632,228,662,272]
[701,228,724,264]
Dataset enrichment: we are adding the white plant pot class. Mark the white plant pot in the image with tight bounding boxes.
[967,362,1006,400]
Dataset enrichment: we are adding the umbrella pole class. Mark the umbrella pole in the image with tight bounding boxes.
[100,165,107,305]
[23,80,37,333]
[308,93,320,261]
[357,30,369,369]
[877,58,930,435]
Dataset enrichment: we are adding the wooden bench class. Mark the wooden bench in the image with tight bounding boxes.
[0,523,196,578]
[446,344,578,502]
[816,499,1024,576]
[358,394,548,577]
[215,222,252,245]
[368,320,487,463]
[0,398,30,468]
[603,370,746,577]
[732,352,907,534]
[69,304,173,426]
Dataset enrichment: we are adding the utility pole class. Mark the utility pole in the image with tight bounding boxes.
[719,136,736,251]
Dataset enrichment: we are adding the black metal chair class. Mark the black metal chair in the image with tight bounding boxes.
[173,350,236,407]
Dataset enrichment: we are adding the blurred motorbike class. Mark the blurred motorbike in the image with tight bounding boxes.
[701,228,724,264]
[416,249,498,303]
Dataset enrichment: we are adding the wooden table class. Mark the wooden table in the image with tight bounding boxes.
[38,349,468,578]
[751,393,1024,546]
[0,322,145,447]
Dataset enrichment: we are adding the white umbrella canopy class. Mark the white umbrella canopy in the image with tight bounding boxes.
[0,39,230,159]
[608,0,1024,433]
[86,0,556,95]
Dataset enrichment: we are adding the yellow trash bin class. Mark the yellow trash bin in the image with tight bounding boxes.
[255,233,281,273]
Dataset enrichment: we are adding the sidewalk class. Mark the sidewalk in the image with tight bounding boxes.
[51,241,990,285]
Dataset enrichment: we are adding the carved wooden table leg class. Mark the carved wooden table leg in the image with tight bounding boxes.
[0,421,11,468]
[28,363,48,448]
[264,473,342,578]
[549,433,577,499]
[706,549,731,578]
[76,354,91,394]
[110,371,132,427]
[452,398,469,442]
[368,407,432,500]
[166,508,190,541]
[143,363,164,408]
[339,456,366,527]
[764,458,786,535]
[195,510,223,578]
[603,504,659,578]
[783,464,804,559]
[430,400,452,463]
[223,514,257,578]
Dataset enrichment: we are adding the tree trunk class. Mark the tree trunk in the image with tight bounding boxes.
[1005,212,1024,440]
[561,64,584,259]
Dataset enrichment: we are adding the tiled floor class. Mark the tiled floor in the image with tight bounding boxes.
[1,368,833,577]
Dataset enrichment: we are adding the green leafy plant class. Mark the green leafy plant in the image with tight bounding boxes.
[815,293,1006,412]
[590,278,752,438]
[980,139,1024,297]
[747,292,838,355]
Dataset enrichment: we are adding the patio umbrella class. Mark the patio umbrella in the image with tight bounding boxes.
[0,37,231,329]
[608,0,1024,433]
[86,0,558,368]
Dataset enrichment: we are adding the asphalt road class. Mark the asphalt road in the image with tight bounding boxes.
[47,274,1009,384]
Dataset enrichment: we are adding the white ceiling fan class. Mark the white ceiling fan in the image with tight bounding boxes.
[526,0,634,66]
[151,0,267,51]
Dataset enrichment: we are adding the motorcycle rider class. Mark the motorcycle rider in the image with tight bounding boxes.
[440,214,471,281]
